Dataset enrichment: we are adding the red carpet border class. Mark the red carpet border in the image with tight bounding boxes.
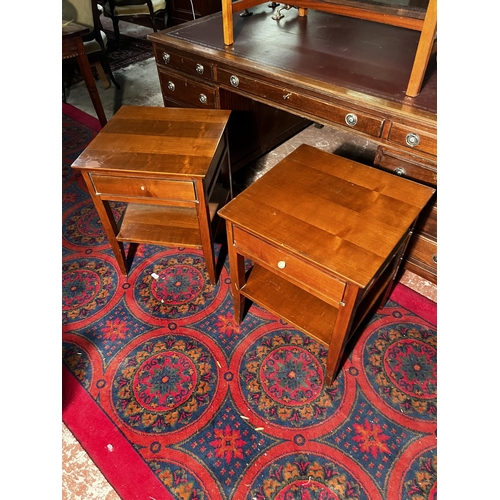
[62,104,437,500]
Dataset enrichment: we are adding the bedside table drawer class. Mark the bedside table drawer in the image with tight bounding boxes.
[233,226,345,305]
[90,174,196,201]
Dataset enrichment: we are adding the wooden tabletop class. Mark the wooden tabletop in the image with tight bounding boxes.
[62,21,89,39]
[71,106,232,178]
[219,144,435,287]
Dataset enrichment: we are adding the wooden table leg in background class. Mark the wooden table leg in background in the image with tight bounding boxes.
[63,22,107,127]
[73,36,108,127]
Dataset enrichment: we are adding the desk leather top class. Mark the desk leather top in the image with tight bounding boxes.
[152,5,436,114]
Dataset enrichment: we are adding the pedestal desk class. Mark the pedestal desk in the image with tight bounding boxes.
[149,6,438,283]
[71,106,232,285]
[218,145,435,384]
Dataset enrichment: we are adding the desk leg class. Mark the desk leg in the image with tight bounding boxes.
[74,36,108,127]
[226,222,246,323]
[80,172,128,275]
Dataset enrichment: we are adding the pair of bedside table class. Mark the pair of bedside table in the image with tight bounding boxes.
[72,107,434,385]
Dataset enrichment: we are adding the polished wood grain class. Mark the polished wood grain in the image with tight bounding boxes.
[219,144,435,384]
[72,106,232,283]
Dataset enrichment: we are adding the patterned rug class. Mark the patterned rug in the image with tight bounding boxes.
[63,29,154,88]
[62,103,437,500]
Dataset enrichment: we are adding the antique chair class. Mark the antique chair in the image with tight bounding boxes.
[102,0,168,46]
[62,0,120,93]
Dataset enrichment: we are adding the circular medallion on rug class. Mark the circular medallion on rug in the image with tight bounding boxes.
[62,341,93,390]
[63,200,126,250]
[400,447,437,500]
[62,254,123,328]
[148,449,222,500]
[354,311,437,431]
[103,328,227,443]
[386,436,437,499]
[127,249,229,325]
[232,444,383,500]
[230,325,356,437]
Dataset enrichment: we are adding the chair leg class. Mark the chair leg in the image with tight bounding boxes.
[101,53,121,90]
[94,61,111,90]
[112,17,120,46]
[150,16,157,32]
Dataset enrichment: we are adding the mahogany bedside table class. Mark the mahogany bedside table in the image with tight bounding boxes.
[72,106,232,284]
[218,144,435,385]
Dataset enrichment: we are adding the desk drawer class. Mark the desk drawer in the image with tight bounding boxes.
[218,68,384,138]
[155,46,215,82]
[374,146,437,187]
[387,123,437,156]
[158,69,217,108]
[90,174,196,201]
[233,226,345,305]
[406,234,437,275]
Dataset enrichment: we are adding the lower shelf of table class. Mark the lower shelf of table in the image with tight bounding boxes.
[116,184,228,247]
[240,264,339,346]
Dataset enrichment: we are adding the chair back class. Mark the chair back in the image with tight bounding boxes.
[62,0,95,29]
[110,0,154,7]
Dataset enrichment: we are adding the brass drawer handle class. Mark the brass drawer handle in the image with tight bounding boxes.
[195,63,204,75]
[406,132,420,147]
[167,81,175,91]
[277,260,286,269]
[199,93,208,104]
[345,113,358,127]
[283,92,292,100]
[162,52,170,64]
[393,167,406,177]
[230,75,239,87]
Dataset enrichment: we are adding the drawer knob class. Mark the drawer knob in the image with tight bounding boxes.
[162,52,170,64]
[277,260,286,269]
[283,92,292,100]
[432,255,437,264]
[230,75,240,87]
[199,93,208,104]
[345,113,358,127]
[393,167,406,177]
[406,132,420,147]
[195,63,204,74]
[167,81,175,91]
[140,185,145,190]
